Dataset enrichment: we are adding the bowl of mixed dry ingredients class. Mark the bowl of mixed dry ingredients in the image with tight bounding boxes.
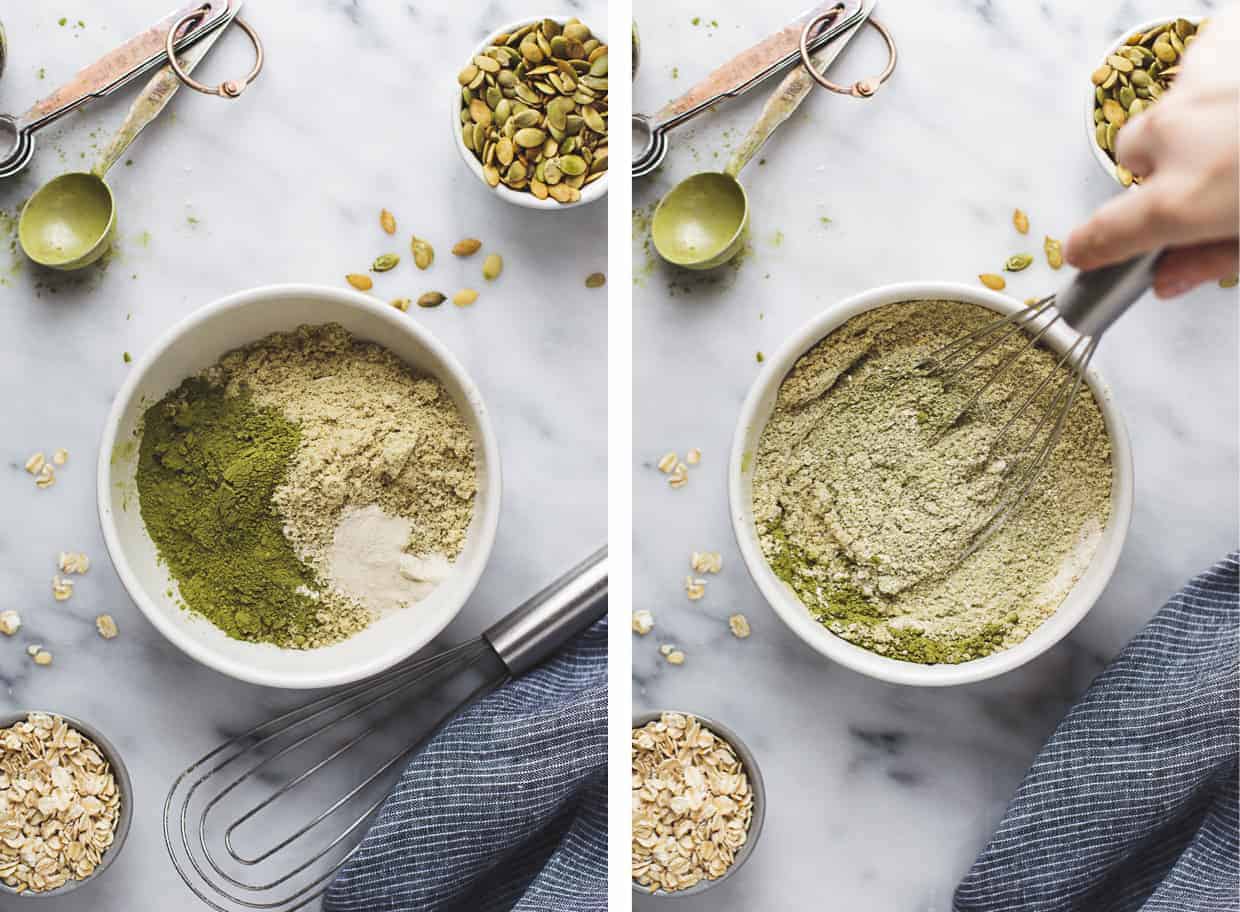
[0,712,131,898]
[453,15,609,210]
[632,711,764,897]
[1086,16,1203,186]
[729,283,1134,686]
[97,285,501,689]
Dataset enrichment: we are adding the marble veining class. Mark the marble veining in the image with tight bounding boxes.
[0,0,604,907]
[632,0,1234,908]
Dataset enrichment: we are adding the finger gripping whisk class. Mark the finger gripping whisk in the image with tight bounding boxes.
[920,251,1159,550]
[163,548,607,912]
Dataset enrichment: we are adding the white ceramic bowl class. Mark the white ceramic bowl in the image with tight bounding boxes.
[451,14,609,210]
[97,284,502,689]
[1085,16,1201,183]
[729,282,1134,687]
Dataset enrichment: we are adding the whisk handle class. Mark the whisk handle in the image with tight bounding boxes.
[483,547,608,676]
[1054,250,1161,338]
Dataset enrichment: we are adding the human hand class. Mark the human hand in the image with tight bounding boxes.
[1066,10,1240,297]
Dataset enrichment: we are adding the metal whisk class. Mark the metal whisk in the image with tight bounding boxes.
[922,251,1159,548]
[164,547,607,912]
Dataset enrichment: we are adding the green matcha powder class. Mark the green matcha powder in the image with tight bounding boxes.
[136,379,338,647]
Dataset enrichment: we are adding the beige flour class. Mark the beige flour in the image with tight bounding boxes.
[751,300,1113,664]
[210,324,477,606]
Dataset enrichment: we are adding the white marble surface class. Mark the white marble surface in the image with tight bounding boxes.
[0,1,605,908]
[632,1,1236,909]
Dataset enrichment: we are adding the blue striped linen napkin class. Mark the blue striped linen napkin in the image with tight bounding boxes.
[955,552,1239,912]
[324,620,607,912]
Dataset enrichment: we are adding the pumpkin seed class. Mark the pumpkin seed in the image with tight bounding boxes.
[453,288,480,307]
[452,238,483,257]
[391,298,412,312]
[372,253,400,272]
[417,292,446,308]
[1092,20,1193,183]
[1004,254,1034,272]
[585,272,605,288]
[346,273,373,291]
[1013,208,1029,234]
[979,273,1006,291]
[380,209,397,235]
[411,237,434,270]
[482,253,503,281]
[1219,276,1238,289]
[1044,236,1063,270]
[458,17,607,203]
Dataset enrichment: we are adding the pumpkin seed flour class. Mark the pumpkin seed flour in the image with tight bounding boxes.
[751,300,1112,664]
[137,323,476,649]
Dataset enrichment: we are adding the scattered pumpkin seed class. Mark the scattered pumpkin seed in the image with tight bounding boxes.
[482,253,503,281]
[452,238,483,257]
[1044,236,1064,270]
[1004,254,1034,272]
[1013,209,1029,234]
[1115,164,1134,187]
[417,291,446,308]
[454,288,480,307]
[380,209,396,235]
[391,298,412,312]
[459,17,608,203]
[585,272,606,288]
[1220,276,1238,289]
[346,273,373,291]
[979,273,1006,291]
[372,253,400,272]
[412,237,434,270]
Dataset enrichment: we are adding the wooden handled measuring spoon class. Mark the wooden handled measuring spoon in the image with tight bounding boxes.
[651,3,895,270]
[18,13,239,270]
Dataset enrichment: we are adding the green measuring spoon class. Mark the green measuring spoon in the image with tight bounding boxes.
[18,23,226,271]
[651,8,871,270]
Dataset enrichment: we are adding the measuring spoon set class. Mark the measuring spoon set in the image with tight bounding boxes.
[0,1,263,269]
[634,0,897,268]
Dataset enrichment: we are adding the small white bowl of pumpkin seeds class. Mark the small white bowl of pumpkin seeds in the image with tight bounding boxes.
[453,15,609,210]
[1086,15,1203,186]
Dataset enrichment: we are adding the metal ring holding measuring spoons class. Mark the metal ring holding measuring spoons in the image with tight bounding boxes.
[165,12,263,98]
[798,14,896,97]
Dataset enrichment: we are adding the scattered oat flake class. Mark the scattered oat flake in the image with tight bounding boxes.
[35,465,55,489]
[666,650,685,665]
[729,614,751,638]
[24,452,46,475]
[668,463,689,488]
[51,576,74,601]
[58,552,90,574]
[658,643,674,656]
[26,643,41,657]
[52,448,69,466]
[0,610,21,636]
[690,551,722,574]
[632,610,654,635]
[632,712,753,892]
[656,452,678,474]
[686,448,701,465]
[95,614,118,640]
[33,650,52,666]
[685,576,706,601]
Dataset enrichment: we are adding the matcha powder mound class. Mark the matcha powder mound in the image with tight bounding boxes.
[751,300,1112,665]
[136,380,370,648]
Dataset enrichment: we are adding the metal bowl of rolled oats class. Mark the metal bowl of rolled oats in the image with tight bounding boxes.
[0,712,131,898]
[632,710,765,898]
